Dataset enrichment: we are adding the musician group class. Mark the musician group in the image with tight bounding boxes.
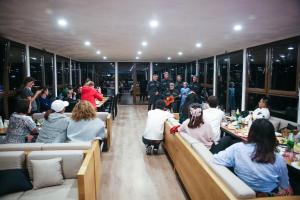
[147,72,204,112]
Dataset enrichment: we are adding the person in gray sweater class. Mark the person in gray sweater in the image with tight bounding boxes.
[36,100,70,143]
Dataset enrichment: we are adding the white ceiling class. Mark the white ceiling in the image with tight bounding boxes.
[0,0,299,62]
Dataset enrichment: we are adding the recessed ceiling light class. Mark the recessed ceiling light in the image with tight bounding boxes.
[250,58,254,62]
[195,43,202,48]
[275,59,280,62]
[280,54,285,58]
[142,41,148,47]
[84,41,91,46]
[288,47,294,50]
[167,57,172,60]
[103,56,107,60]
[178,51,183,56]
[137,51,142,55]
[136,56,140,60]
[233,24,242,31]
[57,18,68,27]
[149,20,159,28]
[96,50,101,55]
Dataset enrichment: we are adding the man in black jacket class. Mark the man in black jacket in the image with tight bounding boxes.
[147,74,161,110]
[160,72,171,95]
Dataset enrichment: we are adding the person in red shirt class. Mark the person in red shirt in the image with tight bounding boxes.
[81,81,103,108]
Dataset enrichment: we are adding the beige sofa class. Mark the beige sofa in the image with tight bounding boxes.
[0,141,101,200]
[164,120,300,200]
[269,116,299,132]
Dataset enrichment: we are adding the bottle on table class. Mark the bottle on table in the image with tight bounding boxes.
[287,133,295,151]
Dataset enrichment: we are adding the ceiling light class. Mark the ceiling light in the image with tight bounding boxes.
[275,59,280,62]
[195,43,202,48]
[250,59,254,62]
[167,57,172,60]
[178,51,183,56]
[137,51,142,55]
[142,41,148,46]
[57,18,68,27]
[84,41,91,46]
[233,24,242,31]
[96,50,101,55]
[248,54,252,57]
[288,47,294,50]
[280,54,285,58]
[136,56,140,60]
[30,57,37,60]
[103,56,107,60]
[149,20,159,28]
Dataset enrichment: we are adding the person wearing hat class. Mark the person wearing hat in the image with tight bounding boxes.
[36,100,70,143]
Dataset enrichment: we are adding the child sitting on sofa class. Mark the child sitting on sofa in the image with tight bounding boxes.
[142,99,174,155]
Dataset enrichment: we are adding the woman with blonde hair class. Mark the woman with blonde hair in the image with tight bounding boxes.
[67,100,105,142]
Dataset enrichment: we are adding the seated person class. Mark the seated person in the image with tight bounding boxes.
[213,119,293,196]
[249,97,270,120]
[179,103,214,149]
[163,82,180,112]
[38,87,52,112]
[142,100,174,155]
[5,99,37,143]
[36,100,69,143]
[203,96,225,144]
[67,100,105,142]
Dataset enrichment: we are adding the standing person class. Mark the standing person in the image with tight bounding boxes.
[160,72,171,94]
[81,81,103,109]
[147,74,160,110]
[142,100,174,155]
[18,77,42,113]
[139,80,148,102]
[5,99,37,143]
[163,83,180,112]
[180,82,191,109]
[175,75,183,93]
[189,75,201,98]
[38,87,52,112]
[202,96,225,147]
[214,119,293,196]
[228,82,236,111]
[36,100,70,143]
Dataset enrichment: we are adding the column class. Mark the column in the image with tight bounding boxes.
[78,64,82,85]
[115,62,118,95]
[149,62,153,81]
[25,44,30,76]
[241,48,247,111]
[195,60,199,76]
[213,55,217,96]
[54,54,58,97]
[69,58,72,85]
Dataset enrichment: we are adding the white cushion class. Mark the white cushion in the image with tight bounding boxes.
[31,158,64,189]
[27,151,83,179]
[0,143,43,151]
[42,142,91,150]
[0,192,24,200]
[180,132,200,146]
[19,179,78,200]
[269,117,281,131]
[0,151,25,170]
[191,143,214,164]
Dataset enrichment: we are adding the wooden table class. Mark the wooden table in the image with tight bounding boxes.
[96,97,109,108]
[0,128,7,135]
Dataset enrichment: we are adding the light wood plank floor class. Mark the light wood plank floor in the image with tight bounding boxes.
[100,105,187,200]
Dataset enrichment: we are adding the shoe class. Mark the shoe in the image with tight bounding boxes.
[146,146,152,155]
[153,148,159,155]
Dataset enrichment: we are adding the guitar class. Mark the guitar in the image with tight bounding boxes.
[164,95,175,106]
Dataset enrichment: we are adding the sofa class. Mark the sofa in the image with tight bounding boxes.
[269,116,299,132]
[0,141,101,200]
[164,120,300,200]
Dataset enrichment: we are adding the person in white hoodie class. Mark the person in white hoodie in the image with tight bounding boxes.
[36,100,69,143]
[252,97,270,119]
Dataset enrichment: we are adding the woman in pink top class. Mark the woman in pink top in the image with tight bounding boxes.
[81,81,103,108]
[179,103,214,149]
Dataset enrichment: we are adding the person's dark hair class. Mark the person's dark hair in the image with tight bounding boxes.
[207,96,218,108]
[40,87,48,95]
[187,103,203,128]
[155,99,166,110]
[15,99,30,114]
[261,96,269,108]
[23,77,35,86]
[180,93,200,122]
[44,109,54,120]
[247,119,278,164]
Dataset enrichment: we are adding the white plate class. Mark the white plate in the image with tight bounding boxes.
[291,162,300,170]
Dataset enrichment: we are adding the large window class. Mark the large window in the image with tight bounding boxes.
[186,61,196,84]
[247,47,266,89]
[216,55,229,111]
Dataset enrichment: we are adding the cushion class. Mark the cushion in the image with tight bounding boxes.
[19,179,78,200]
[278,118,298,131]
[269,117,280,131]
[191,143,214,164]
[27,151,83,179]
[31,158,64,189]
[0,151,25,170]
[180,132,200,146]
[42,142,91,150]
[0,192,24,200]
[0,169,33,196]
[0,143,43,151]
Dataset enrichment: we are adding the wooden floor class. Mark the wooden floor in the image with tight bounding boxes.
[100,105,187,200]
